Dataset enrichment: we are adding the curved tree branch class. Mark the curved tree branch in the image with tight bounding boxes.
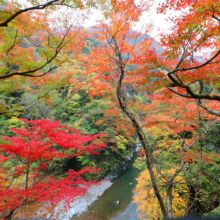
[0,0,60,27]
[168,49,220,82]
[199,101,220,117]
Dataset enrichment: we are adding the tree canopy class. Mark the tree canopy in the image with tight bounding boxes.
[0,0,220,219]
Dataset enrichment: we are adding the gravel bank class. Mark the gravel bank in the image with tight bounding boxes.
[52,180,113,220]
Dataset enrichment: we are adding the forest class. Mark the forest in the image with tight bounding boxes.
[0,0,220,219]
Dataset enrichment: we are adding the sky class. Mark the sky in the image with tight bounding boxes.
[82,0,178,42]
[16,0,178,42]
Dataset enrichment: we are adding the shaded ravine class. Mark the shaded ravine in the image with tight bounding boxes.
[72,154,141,220]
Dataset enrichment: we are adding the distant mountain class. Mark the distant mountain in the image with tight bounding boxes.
[85,24,164,55]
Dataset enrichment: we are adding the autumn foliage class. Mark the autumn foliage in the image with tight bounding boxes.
[1,0,220,219]
[0,119,106,219]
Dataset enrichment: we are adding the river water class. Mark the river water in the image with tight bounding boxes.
[72,154,141,220]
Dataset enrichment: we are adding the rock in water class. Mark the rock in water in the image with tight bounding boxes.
[111,201,120,208]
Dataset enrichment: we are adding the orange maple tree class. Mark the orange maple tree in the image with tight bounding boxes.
[155,0,220,115]
[79,0,220,218]
[81,0,172,217]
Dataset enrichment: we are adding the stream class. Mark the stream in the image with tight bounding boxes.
[72,154,141,220]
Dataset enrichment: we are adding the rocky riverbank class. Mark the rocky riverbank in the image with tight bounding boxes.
[103,144,140,180]
[51,180,113,220]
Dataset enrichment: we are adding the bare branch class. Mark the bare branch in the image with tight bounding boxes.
[168,49,220,81]
[199,101,220,117]
[0,0,59,27]
[0,90,51,115]
[212,12,220,22]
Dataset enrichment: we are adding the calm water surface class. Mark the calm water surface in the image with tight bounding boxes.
[72,154,141,220]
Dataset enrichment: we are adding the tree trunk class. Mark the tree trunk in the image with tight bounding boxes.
[5,209,15,220]
[167,185,173,219]
[116,69,168,219]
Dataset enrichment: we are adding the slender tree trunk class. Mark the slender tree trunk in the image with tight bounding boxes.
[5,209,15,220]
[26,164,30,190]
[116,69,168,219]
[167,185,173,219]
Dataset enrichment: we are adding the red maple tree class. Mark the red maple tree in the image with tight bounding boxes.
[0,119,106,219]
